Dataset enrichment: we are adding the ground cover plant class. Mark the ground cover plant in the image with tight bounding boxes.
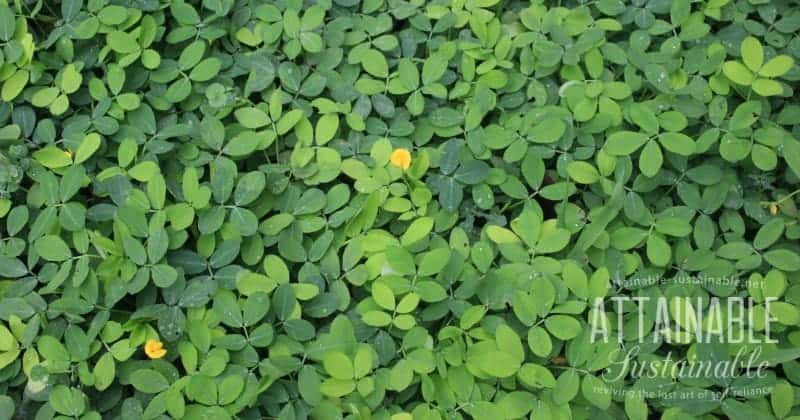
[1,0,800,419]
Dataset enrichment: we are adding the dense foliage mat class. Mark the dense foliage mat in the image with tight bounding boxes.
[2,0,800,419]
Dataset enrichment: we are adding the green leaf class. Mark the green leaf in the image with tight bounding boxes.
[75,133,101,164]
[495,324,524,362]
[362,311,392,327]
[655,216,692,237]
[759,56,794,78]
[34,235,71,261]
[49,386,86,416]
[33,146,72,169]
[372,282,395,310]
[469,350,521,378]
[528,119,566,143]
[518,363,556,388]
[165,77,192,103]
[315,113,339,145]
[320,378,355,397]
[0,6,14,41]
[224,132,261,157]
[324,351,353,380]
[234,171,266,206]
[362,49,388,78]
[723,61,754,85]
[626,392,648,420]
[1,70,28,102]
[107,31,140,53]
[545,315,581,340]
[629,103,659,133]
[429,107,463,128]
[32,87,59,107]
[94,352,116,391]
[385,245,416,276]
[605,131,650,155]
[647,234,672,266]
[741,36,764,71]
[298,366,322,405]
[784,137,800,178]
[527,327,552,357]
[272,283,297,321]
[189,58,221,82]
[752,78,783,96]
[277,109,304,134]
[553,369,580,405]
[179,41,206,70]
[0,395,14,420]
[130,369,170,393]
[0,325,16,353]
[658,132,695,155]
[401,217,433,246]
[562,261,588,299]
[438,177,463,212]
[235,107,269,129]
[398,58,420,90]
[187,375,217,405]
[771,380,793,418]
[218,375,245,405]
[581,374,611,409]
[422,54,448,85]
[0,255,28,278]
[567,161,600,184]
[60,64,82,94]
[639,140,663,177]
[417,248,450,276]
[722,398,770,420]
[754,218,784,250]
[486,225,520,244]
[764,249,800,271]
[645,64,672,92]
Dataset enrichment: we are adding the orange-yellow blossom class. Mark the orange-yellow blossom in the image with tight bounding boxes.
[144,339,166,359]
[390,148,411,170]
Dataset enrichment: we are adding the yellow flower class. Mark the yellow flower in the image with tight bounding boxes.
[770,203,778,216]
[390,148,412,170]
[144,339,166,359]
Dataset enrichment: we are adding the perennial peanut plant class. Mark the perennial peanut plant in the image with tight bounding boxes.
[1,0,800,419]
